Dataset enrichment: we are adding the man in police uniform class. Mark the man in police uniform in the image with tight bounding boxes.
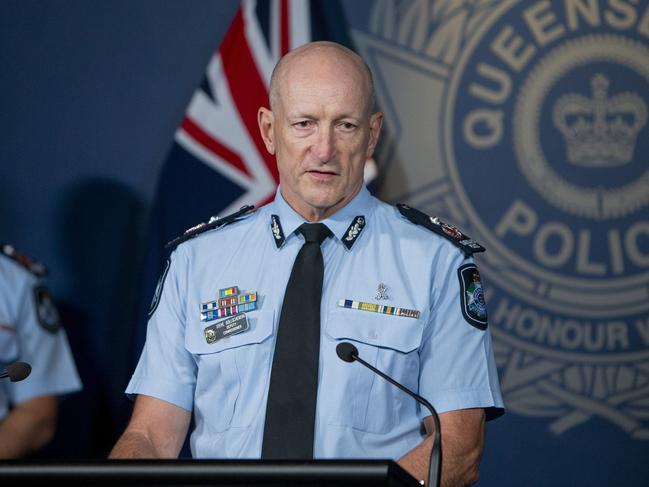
[111,42,504,485]
[0,244,81,458]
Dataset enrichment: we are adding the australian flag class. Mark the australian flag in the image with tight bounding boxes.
[132,0,355,358]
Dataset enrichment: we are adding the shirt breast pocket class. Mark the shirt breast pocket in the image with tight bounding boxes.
[185,310,275,433]
[325,309,423,434]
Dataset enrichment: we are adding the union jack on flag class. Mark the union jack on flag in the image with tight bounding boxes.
[132,0,355,358]
[178,0,313,214]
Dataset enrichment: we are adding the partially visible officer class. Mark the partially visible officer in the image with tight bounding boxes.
[0,243,81,458]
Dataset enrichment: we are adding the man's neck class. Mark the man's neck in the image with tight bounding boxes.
[279,186,363,222]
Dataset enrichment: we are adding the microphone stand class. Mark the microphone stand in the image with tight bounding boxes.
[350,351,441,487]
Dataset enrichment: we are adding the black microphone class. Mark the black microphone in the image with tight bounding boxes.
[0,362,32,382]
[336,342,441,487]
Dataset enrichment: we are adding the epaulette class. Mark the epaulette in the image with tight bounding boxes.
[165,205,255,249]
[0,243,48,277]
[396,204,485,257]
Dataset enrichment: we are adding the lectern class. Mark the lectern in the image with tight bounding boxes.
[0,460,420,486]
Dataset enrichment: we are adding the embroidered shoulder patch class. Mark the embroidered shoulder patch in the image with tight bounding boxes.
[397,204,485,256]
[166,205,255,249]
[33,285,61,332]
[457,263,488,330]
[148,258,171,317]
[1,243,48,277]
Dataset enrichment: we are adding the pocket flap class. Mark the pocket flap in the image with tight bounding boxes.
[185,310,274,354]
[326,308,423,353]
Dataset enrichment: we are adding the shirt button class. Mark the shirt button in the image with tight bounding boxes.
[368,330,378,340]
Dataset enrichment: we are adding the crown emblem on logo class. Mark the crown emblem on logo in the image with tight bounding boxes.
[553,74,647,167]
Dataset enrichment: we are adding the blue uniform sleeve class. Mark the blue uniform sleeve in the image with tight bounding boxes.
[8,271,82,405]
[126,247,197,411]
[418,247,504,420]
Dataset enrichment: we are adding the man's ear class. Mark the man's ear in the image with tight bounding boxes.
[366,111,383,158]
[258,107,276,155]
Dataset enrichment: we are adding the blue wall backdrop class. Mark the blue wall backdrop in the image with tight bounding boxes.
[2,0,648,485]
[0,0,240,456]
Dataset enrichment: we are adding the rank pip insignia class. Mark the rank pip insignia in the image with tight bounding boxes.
[432,217,463,240]
[457,263,488,330]
[200,286,258,322]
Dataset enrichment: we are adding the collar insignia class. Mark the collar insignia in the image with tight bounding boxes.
[342,216,366,249]
[270,215,285,248]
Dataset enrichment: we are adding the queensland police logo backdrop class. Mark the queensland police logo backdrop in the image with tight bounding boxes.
[354,0,649,439]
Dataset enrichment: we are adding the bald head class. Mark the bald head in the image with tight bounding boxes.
[268,41,375,116]
[257,40,383,221]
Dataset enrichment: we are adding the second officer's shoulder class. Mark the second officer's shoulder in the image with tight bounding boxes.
[0,243,62,333]
[0,243,48,278]
[166,205,258,250]
[390,203,485,257]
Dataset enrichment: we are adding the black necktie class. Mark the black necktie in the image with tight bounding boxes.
[262,222,331,459]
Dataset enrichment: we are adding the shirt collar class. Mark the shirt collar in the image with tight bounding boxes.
[269,185,375,250]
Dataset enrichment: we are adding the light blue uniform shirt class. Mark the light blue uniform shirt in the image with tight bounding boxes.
[0,252,82,420]
[128,186,504,459]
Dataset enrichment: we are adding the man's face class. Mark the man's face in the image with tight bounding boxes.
[259,51,382,221]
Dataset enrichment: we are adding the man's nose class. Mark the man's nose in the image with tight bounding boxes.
[311,127,335,162]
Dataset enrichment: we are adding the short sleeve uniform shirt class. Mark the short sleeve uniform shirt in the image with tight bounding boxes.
[128,186,504,459]
[0,250,82,420]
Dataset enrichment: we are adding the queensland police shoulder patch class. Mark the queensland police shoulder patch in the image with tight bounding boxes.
[457,264,488,330]
[148,258,171,317]
[33,285,61,332]
[397,204,485,256]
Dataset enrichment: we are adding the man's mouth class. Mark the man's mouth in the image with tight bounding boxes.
[306,169,338,180]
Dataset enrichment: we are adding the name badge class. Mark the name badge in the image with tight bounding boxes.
[204,313,249,344]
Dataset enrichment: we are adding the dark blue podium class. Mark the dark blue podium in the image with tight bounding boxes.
[0,459,420,486]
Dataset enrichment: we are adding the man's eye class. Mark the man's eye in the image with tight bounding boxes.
[294,121,312,129]
[339,122,357,131]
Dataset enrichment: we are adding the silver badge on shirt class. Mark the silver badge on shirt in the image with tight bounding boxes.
[375,283,389,300]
